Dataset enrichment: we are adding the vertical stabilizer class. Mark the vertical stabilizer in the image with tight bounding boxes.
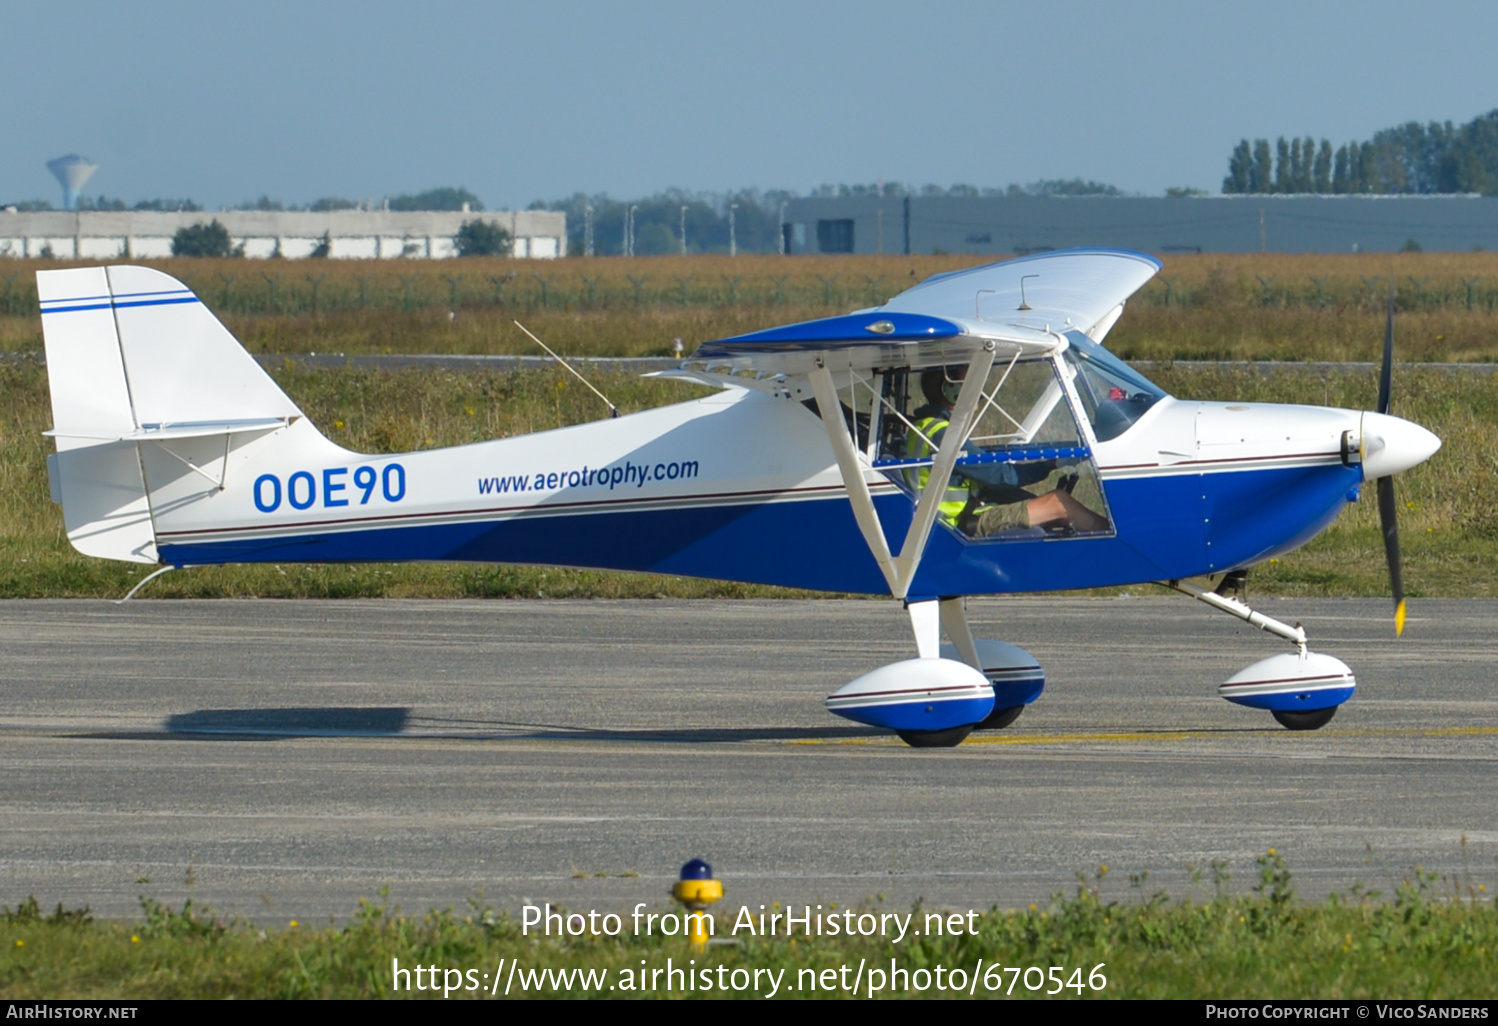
[104,266,300,427]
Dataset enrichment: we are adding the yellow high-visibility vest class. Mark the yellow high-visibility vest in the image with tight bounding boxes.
[905,415,970,523]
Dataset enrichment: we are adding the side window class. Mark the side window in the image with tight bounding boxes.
[874,359,1113,540]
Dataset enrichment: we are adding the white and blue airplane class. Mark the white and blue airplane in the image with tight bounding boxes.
[37,250,1440,746]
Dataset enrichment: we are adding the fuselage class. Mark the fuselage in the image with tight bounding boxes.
[39,256,1439,602]
[152,382,1407,597]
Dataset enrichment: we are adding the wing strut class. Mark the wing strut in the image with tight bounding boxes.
[809,365,897,590]
[809,342,997,598]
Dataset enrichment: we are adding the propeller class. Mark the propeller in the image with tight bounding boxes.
[1375,284,1406,636]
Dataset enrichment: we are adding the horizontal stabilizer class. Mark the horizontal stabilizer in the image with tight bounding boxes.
[45,418,295,443]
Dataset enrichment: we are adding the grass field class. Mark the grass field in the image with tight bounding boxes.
[0,357,1492,600]
[3,852,1494,998]
[4,253,1498,362]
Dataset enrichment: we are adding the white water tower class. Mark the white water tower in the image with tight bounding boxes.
[46,154,98,211]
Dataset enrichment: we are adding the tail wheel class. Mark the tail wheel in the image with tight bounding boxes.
[1271,707,1337,731]
[896,724,975,748]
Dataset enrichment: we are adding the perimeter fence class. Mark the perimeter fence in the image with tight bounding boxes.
[4,254,1498,318]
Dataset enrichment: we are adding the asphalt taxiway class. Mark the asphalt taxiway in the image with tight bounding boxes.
[0,596,1494,921]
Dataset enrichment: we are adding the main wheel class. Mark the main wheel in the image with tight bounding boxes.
[1271,707,1337,731]
[896,724,975,748]
[974,704,1024,731]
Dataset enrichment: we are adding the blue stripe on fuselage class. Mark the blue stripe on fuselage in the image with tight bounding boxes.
[157,463,1362,595]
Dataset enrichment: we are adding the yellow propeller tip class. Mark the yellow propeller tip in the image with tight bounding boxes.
[1394,599,1407,637]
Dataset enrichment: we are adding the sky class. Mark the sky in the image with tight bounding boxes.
[4,0,1497,210]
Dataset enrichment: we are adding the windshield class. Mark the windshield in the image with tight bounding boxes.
[1062,330,1168,442]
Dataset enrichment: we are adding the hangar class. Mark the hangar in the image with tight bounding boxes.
[782,194,1498,255]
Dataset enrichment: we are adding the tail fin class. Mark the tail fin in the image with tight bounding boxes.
[40,266,303,563]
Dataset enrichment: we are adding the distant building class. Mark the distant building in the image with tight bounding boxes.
[781,195,1498,255]
[0,209,566,259]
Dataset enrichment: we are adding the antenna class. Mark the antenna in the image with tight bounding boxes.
[46,154,97,211]
[512,320,619,418]
[1017,274,1038,311]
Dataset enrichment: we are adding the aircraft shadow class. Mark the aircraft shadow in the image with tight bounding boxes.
[106,706,416,741]
[423,722,888,744]
[73,706,884,744]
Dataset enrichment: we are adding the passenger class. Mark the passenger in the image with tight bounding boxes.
[905,366,1108,535]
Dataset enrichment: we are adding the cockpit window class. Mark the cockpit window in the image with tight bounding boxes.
[1062,330,1168,442]
[870,357,1113,541]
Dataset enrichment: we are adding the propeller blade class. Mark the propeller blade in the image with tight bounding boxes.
[1375,280,1404,634]
[1378,283,1394,415]
[1377,475,1405,636]
[1375,285,1404,634]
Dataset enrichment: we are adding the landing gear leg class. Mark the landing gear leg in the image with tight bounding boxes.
[940,597,1034,731]
[938,597,981,667]
[889,598,986,748]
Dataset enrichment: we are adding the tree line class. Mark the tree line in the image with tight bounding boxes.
[1223,109,1498,195]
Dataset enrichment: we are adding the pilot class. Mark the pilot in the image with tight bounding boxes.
[906,366,1108,535]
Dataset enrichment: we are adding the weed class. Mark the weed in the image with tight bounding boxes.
[137,896,227,939]
[2,897,91,926]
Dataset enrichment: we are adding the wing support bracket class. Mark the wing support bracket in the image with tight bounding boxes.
[809,342,996,598]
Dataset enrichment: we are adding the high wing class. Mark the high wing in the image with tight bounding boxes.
[690,248,1161,376]
[880,247,1160,339]
[683,249,1163,600]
